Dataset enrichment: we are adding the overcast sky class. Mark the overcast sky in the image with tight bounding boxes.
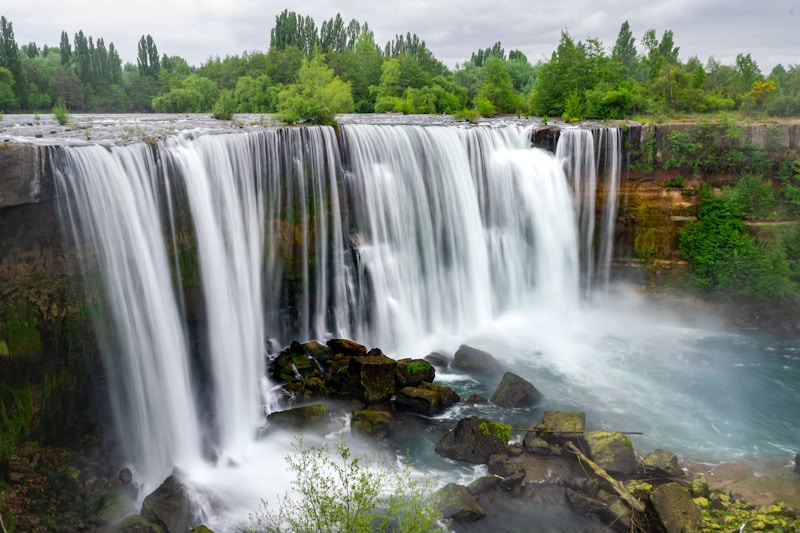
[3,1,797,74]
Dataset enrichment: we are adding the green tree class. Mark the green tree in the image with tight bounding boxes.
[270,10,318,57]
[59,30,71,66]
[476,56,519,113]
[0,16,26,108]
[277,54,353,124]
[137,35,160,78]
[265,45,304,85]
[0,66,17,111]
[611,20,638,78]
[233,74,275,112]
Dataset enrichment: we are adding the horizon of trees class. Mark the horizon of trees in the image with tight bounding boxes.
[1,12,799,121]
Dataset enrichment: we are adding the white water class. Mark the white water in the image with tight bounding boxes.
[51,122,798,530]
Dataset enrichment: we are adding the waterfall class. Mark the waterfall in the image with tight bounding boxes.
[53,122,621,487]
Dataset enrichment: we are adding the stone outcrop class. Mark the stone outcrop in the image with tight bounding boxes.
[585,431,638,476]
[140,474,196,533]
[643,448,683,477]
[437,482,486,522]
[450,344,506,377]
[649,482,701,533]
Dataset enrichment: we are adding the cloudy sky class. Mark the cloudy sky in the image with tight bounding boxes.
[3,1,797,74]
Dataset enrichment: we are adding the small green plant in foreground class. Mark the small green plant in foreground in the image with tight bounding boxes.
[249,435,442,533]
[52,98,69,125]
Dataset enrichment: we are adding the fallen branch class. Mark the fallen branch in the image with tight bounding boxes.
[0,509,8,533]
[565,441,645,513]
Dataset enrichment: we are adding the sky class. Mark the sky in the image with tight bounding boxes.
[3,1,797,74]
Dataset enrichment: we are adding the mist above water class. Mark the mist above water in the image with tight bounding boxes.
[52,121,799,528]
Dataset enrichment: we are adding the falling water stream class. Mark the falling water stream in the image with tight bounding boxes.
[52,121,799,529]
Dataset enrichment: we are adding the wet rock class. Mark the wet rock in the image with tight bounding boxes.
[534,410,586,447]
[301,339,334,363]
[349,349,397,403]
[119,467,133,484]
[643,448,683,477]
[435,416,510,464]
[395,358,435,387]
[451,344,505,377]
[140,474,195,533]
[468,475,501,495]
[267,404,327,431]
[498,471,526,492]
[189,526,215,533]
[350,407,393,439]
[437,482,486,522]
[488,454,511,477]
[566,488,607,515]
[394,385,442,416]
[464,393,489,404]
[88,483,138,525]
[649,482,701,533]
[585,431,637,475]
[424,350,451,368]
[326,338,367,358]
[490,371,543,408]
[419,381,459,408]
[522,435,551,455]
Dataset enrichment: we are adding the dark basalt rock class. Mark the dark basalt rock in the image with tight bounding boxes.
[451,344,506,377]
[395,358,435,387]
[140,474,195,533]
[435,416,510,464]
[643,448,683,477]
[351,407,393,439]
[490,371,544,408]
[585,431,638,476]
[267,404,327,431]
[349,349,397,403]
[437,482,486,522]
[326,338,367,358]
[394,385,442,416]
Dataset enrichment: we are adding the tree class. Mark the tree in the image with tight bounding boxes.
[611,21,638,77]
[59,31,71,66]
[277,54,354,124]
[270,10,318,57]
[137,35,160,78]
[0,66,17,111]
[476,56,519,113]
[0,16,26,107]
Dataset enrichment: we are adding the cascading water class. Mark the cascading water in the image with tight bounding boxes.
[52,120,800,529]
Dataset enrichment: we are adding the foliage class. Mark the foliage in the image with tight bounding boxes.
[249,435,441,533]
[278,54,354,125]
[52,97,69,124]
[1,383,34,466]
[212,88,236,120]
[679,185,797,303]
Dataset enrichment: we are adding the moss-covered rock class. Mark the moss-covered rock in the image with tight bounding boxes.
[437,482,486,522]
[534,410,586,447]
[435,416,510,464]
[350,408,393,439]
[267,404,327,432]
[394,385,441,416]
[643,448,683,477]
[650,482,701,533]
[395,358,435,387]
[348,349,397,403]
[585,431,637,475]
[105,514,165,532]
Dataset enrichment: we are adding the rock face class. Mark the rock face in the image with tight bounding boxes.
[435,416,510,464]
[140,474,196,533]
[395,358,435,387]
[650,482,701,533]
[585,431,638,475]
[490,371,544,408]
[267,404,327,431]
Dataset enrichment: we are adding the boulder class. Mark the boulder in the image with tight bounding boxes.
[349,349,397,403]
[420,381,459,408]
[88,484,138,525]
[140,474,195,533]
[437,482,486,522]
[585,431,637,476]
[424,350,451,368]
[643,448,683,477]
[467,475,501,495]
[490,372,543,408]
[395,358,435,387]
[565,488,606,516]
[267,404,327,431]
[394,385,442,416]
[301,340,334,364]
[435,416,510,464]
[531,410,586,447]
[326,338,367,358]
[649,482,701,533]
[689,476,709,498]
[451,344,505,377]
[351,408,393,439]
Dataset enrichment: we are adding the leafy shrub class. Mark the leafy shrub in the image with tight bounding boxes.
[250,435,441,533]
[278,55,354,125]
[212,89,237,120]
[474,97,495,117]
[52,98,69,125]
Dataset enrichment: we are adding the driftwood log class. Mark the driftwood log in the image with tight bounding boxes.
[565,441,645,513]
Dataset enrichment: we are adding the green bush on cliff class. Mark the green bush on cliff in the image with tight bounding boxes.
[680,185,797,302]
[250,435,440,532]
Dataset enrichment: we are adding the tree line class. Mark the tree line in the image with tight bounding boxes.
[0,12,798,122]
